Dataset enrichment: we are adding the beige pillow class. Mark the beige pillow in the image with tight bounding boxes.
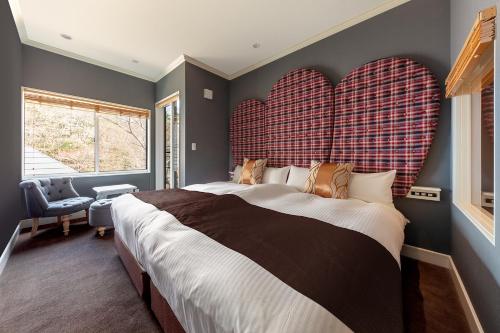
[348,170,396,205]
[286,166,310,190]
[262,166,291,184]
[304,161,354,199]
[238,158,267,185]
[232,165,242,183]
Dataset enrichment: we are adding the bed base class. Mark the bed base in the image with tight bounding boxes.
[151,282,185,332]
[114,233,185,332]
[114,232,150,302]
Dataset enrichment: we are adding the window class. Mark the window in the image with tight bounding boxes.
[23,88,150,177]
[448,6,496,243]
[474,81,494,214]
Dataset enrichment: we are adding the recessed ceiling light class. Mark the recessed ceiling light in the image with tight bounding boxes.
[252,43,261,49]
[132,59,139,64]
[60,33,72,40]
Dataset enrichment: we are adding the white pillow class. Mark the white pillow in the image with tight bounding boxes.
[262,166,291,184]
[348,170,397,205]
[232,165,242,183]
[286,166,310,190]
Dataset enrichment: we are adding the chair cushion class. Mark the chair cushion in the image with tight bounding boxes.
[45,197,94,217]
[38,178,79,202]
[90,199,113,210]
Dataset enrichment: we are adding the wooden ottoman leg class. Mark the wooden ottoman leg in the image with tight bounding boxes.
[62,215,70,236]
[97,226,106,237]
[85,209,89,223]
[31,217,39,237]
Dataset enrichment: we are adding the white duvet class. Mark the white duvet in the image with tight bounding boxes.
[111,182,407,333]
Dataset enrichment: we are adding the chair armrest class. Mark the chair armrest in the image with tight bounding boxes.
[32,186,50,210]
[60,177,80,198]
[19,180,50,217]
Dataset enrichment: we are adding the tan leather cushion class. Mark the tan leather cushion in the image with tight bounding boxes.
[304,161,354,199]
[239,158,267,185]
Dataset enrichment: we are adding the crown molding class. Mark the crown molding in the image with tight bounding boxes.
[154,54,187,82]
[226,0,410,80]
[9,0,409,83]
[8,0,156,82]
[155,54,230,82]
[8,0,27,41]
[24,39,156,82]
[183,55,230,80]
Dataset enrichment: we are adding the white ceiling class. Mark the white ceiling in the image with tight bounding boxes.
[9,0,408,82]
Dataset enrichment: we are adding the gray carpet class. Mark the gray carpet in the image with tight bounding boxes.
[0,224,161,333]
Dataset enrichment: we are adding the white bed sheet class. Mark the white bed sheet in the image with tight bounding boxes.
[185,182,406,264]
[111,182,407,333]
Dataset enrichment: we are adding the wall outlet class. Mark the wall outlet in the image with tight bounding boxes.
[406,186,441,201]
[203,89,213,100]
[191,143,197,151]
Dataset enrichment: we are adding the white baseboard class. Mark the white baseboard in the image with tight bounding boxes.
[0,225,20,277]
[402,244,450,268]
[402,244,484,333]
[1,212,86,278]
[449,259,484,333]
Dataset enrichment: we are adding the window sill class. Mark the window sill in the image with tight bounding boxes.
[22,169,150,180]
[453,199,495,245]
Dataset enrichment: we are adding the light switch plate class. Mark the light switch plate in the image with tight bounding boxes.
[203,89,213,100]
[191,143,197,151]
[406,186,441,201]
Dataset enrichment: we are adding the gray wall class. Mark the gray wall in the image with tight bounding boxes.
[3,1,498,330]
[156,62,229,186]
[156,63,186,185]
[229,0,451,253]
[184,63,229,184]
[450,1,500,332]
[0,0,23,253]
[22,45,156,202]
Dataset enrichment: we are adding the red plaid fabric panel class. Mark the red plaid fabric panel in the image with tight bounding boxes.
[482,83,494,143]
[265,69,335,167]
[230,99,267,166]
[331,57,441,196]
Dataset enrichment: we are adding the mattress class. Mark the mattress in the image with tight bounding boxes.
[111,182,407,333]
[112,182,250,269]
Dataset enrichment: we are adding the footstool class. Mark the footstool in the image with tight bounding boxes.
[89,199,114,236]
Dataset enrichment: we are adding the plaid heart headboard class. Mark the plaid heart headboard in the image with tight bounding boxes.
[330,57,441,196]
[230,99,267,166]
[265,68,335,167]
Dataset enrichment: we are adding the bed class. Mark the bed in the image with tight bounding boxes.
[112,58,440,333]
[112,182,407,333]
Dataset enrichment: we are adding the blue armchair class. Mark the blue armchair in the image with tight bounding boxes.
[19,177,94,237]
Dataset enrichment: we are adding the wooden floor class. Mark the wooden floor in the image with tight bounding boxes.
[401,257,470,333]
[0,224,470,333]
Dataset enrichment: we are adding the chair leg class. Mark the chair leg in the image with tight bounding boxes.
[62,215,70,236]
[31,218,39,238]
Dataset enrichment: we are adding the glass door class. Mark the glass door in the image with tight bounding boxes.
[164,99,180,188]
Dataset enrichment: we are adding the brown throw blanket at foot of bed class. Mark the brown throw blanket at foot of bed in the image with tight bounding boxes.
[134,189,403,333]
